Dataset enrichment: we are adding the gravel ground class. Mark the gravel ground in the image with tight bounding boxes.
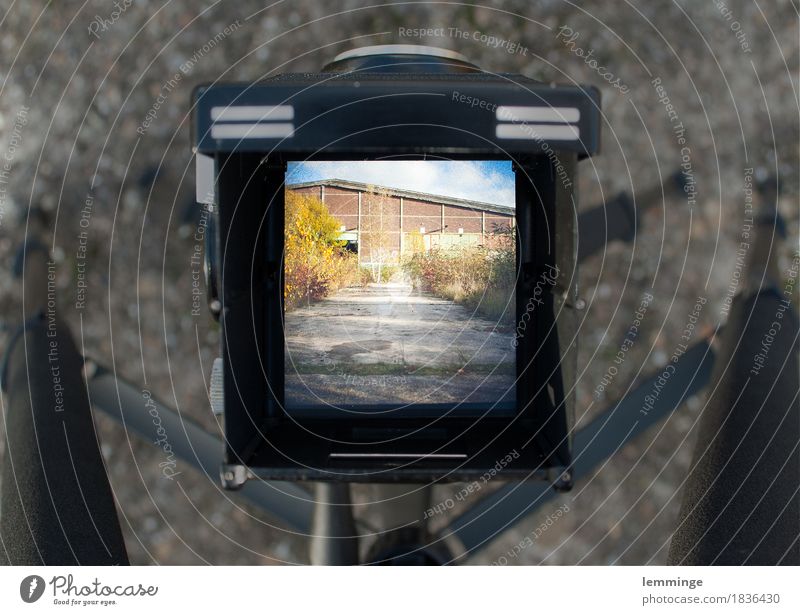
[0,1,798,565]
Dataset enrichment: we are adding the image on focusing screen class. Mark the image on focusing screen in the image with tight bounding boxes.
[283,160,517,411]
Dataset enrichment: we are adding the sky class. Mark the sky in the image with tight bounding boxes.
[286,160,515,207]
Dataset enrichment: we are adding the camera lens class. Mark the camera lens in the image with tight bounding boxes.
[322,44,480,74]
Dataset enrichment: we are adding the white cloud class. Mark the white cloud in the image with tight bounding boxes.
[287,160,515,207]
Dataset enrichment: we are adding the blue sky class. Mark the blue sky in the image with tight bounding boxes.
[286,160,514,207]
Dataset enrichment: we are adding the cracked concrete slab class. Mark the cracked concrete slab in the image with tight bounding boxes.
[284,283,515,408]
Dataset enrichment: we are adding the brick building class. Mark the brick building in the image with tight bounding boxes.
[287,179,515,266]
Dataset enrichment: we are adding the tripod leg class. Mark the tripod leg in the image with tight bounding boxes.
[0,240,128,565]
[668,189,800,565]
[363,484,451,565]
[309,483,359,565]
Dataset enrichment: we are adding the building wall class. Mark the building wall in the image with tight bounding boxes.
[321,187,359,230]
[288,184,512,264]
[443,204,482,233]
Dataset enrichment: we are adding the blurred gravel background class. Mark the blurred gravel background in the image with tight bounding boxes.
[0,0,798,564]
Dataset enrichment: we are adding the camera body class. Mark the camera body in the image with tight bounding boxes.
[192,46,600,487]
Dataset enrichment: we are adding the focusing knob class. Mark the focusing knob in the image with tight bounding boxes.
[210,357,224,416]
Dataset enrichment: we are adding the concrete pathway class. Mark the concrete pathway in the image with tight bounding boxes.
[284,283,515,408]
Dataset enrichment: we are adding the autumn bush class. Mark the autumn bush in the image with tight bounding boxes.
[403,233,515,325]
[284,191,359,310]
[361,263,399,284]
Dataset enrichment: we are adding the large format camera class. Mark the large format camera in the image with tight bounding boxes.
[192,45,600,487]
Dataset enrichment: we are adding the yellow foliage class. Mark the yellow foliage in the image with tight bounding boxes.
[284,191,358,309]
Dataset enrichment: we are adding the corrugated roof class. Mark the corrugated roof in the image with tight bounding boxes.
[286,178,515,216]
